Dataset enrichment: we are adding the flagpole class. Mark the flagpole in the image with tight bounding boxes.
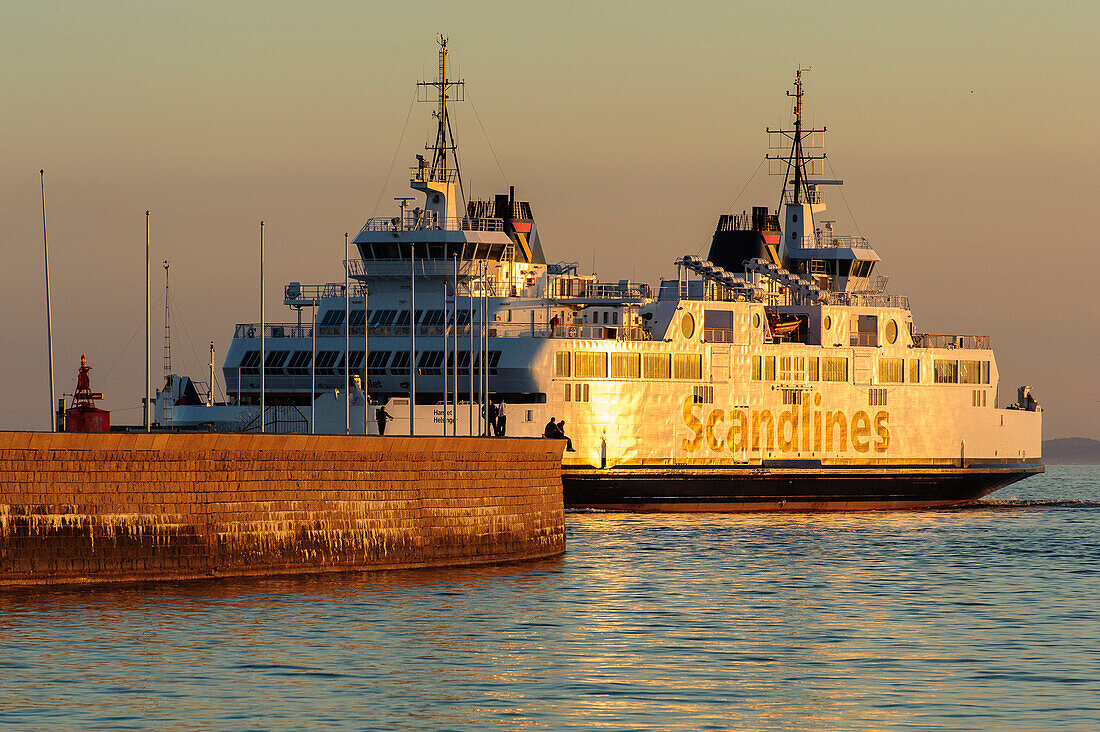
[145,210,150,431]
[40,170,55,432]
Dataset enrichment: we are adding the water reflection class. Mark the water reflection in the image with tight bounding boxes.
[0,466,1097,729]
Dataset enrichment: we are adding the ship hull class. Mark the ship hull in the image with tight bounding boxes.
[562,463,1044,512]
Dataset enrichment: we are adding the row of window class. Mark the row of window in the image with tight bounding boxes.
[869,387,888,406]
[933,359,991,384]
[753,355,849,383]
[319,309,474,327]
[555,352,704,381]
[564,383,591,402]
[236,349,501,376]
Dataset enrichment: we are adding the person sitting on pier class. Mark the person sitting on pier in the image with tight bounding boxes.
[557,419,576,452]
[544,417,558,438]
[487,400,499,436]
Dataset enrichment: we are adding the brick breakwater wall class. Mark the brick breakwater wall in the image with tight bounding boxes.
[0,432,565,586]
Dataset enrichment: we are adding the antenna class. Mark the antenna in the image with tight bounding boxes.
[417,35,465,188]
[162,259,171,379]
[765,67,827,209]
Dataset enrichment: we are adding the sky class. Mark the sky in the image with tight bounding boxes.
[1,0,1097,439]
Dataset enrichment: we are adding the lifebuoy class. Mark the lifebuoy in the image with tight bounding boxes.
[568,326,578,338]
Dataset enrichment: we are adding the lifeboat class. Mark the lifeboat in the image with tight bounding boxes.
[765,308,801,337]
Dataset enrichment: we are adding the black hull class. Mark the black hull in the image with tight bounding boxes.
[562,463,1044,512]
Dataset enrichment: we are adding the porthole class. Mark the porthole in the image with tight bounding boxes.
[753,312,761,329]
[885,320,898,344]
[792,213,799,222]
[823,314,832,330]
[681,312,695,339]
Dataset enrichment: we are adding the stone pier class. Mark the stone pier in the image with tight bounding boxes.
[0,432,565,585]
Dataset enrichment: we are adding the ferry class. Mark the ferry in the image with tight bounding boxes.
[158,41,1043,510]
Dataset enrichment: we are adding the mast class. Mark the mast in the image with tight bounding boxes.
[766,68,827,214]
[417,35,465,184]
[163,260,171,378]
[40,170,55,432]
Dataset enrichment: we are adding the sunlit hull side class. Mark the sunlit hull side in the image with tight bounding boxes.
[562,463,1045,512]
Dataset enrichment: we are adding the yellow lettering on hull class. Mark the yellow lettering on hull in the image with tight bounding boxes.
[680,393,892,456]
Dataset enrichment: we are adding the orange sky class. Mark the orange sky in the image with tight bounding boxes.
[1,1,1096,438]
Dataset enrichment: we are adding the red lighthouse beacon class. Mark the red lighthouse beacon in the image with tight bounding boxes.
[65,354,110,433]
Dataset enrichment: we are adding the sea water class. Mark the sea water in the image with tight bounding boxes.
[1,466,1097,730]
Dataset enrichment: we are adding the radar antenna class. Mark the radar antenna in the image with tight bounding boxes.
[417,35,466,200]
[765,68,827,210]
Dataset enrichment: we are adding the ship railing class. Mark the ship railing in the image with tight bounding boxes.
[828,293,910,309]
[782,189,824,205]
[410,166,457,184]
[913,333,991,350]
[233,323,313,339]
[359,211,504,233]
[548,277,652,301]
[798,235,874,250]
[549,324,652,341]
[284,282,365,302]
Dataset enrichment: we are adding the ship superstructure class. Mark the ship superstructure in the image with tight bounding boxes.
[158,52,1042,510]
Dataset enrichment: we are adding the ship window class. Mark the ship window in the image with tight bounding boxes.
[264,350,290,369]
[751,355,762,381]
[981,361,991,384]
[583,384,590,401]
[348,309,366,326]
[779,356,805,381]
[792,213,799,222]
[764,356,776,381]
[869,388,888,407]
[837,260,852,277]
[850,315,879,347]
[316,350,344,374]
[367,351,390,372]
[555,352,571,378]
[753,312,762,329]
[347,351,365,370]
[809,260,828,275]
[419,310,446,327]
[807,357,820,381]
[239,351,261,368]
[693,385,714,404]
[575,352,608,379]
[371,309,397,326]
[822,356,849,382]
[611,353,640,379]
[934,359,959,383]
[390,351,411,374]
[878,358,904,383]
[565,384,571,402]
[574,383,581,402]
[320,310,346,325]
[959,360,981,384]
[417,351,444,374]
[643,353,671,379]
[885,320,898,344]
[287,351,312,375]
[395,311,411,326]
[823,315,832,330]
[673,353,704,380]
[613,312,619,325]
[909,359,921,384]
[782,388,802,405]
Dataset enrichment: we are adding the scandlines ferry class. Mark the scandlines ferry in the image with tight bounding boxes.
[157,43,1043,511]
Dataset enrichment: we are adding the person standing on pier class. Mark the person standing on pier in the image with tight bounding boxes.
[376,405,391,436]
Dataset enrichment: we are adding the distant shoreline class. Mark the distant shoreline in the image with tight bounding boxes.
[1043,438,1100,465]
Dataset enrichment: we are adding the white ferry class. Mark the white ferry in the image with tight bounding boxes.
[158,42,1042,510]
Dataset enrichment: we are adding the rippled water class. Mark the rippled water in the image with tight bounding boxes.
[1,466,1098,730]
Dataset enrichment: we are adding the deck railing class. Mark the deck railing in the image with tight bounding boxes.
[914,333,992,350]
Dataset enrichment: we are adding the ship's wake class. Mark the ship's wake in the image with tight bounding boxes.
[962,499,1100,510]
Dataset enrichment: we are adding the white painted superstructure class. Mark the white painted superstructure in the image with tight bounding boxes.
[157,54,1041,510]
